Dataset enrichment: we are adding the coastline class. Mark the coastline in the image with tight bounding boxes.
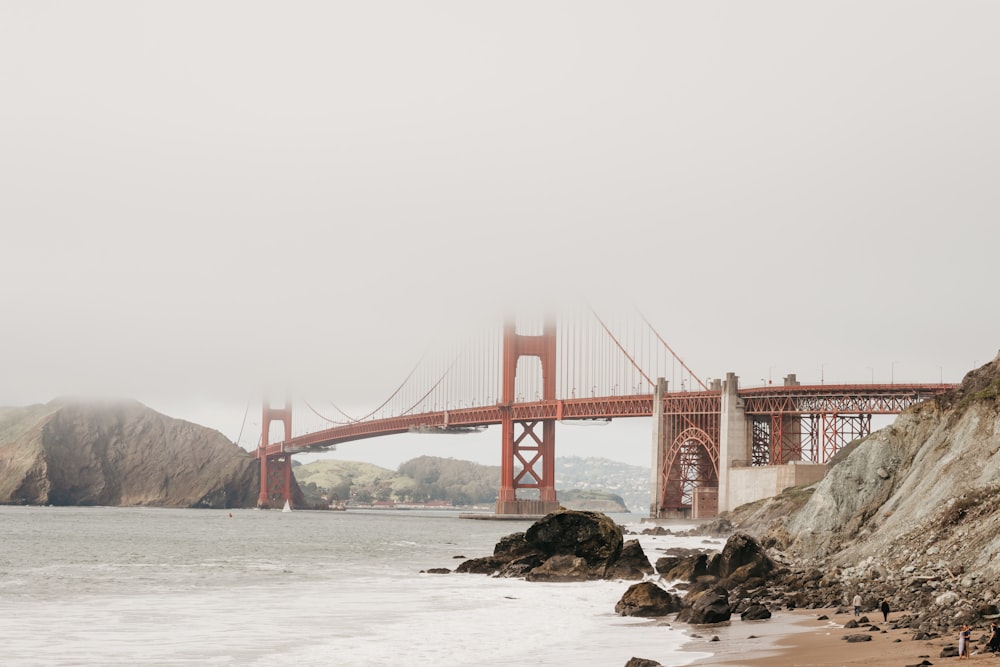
[680,607,989,667]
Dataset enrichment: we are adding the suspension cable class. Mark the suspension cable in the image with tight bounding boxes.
[399,351,463,415]
[335,352,430,423]
[636,307,708,390]
[303,399,352,425]
[236,398,251,446]
[588,304,655,389]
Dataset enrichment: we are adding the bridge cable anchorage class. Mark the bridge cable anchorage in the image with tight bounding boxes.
[588,305,656,390]
[635,307,709,391]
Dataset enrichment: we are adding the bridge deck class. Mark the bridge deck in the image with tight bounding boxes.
[255,383,953,458]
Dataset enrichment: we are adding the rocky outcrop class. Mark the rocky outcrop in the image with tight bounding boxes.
[624,658,662,667]
[676,585,732,624]
[659,552,710,582]
[707,532,776,586]
[604,539,656,579]
[740,603,772,620]
[525,509,624,567]
[737,354,1000,581]
[457,509,651,581]
[0,399,260,508]
[615,581,682,617]
[718,353,1000,637]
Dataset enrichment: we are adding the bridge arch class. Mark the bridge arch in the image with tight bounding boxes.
[660,426,719,513]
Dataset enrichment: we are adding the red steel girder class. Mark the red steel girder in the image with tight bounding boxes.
[255,384,952,460]
[741,384,953,415]
[660,426,718,511]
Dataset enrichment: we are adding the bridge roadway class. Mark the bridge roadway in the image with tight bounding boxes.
[255,383,953,459]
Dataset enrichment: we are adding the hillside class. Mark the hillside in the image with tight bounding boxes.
[293,455,646,511]
[0,399,259,508]
[729,352,1000,586]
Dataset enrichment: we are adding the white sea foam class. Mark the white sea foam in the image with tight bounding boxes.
[0,507,718,666]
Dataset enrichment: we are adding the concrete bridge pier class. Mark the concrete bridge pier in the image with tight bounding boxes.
[717,372,827,514]
[649,377,668,517]
[718,372,749,516]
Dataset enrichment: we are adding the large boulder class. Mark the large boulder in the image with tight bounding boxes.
[454,556,508,575]
[525,509,624,568]
[676,586,732,624]
[525,554,592,582]
[661,553,710,582]
[624,658,662,667]
[740,603,772,621]
[615,581,683,617]
[708,533,775,584]
[494,532,535,559]
[605,539,655,580]
[455,510,635,581]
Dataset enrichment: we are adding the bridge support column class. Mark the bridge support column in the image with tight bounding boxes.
[718,372,750,514]
[258,399,293,509]
[773,374,803,463]
[496,318,560,517]
[649,378,667,518]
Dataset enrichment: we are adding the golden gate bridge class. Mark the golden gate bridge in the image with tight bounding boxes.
[250,309,953,518]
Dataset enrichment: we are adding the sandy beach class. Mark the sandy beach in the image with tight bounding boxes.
[681,607,997,667]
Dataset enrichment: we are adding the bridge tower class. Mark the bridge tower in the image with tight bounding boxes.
[496,317,561,516]
[257,398,293,509]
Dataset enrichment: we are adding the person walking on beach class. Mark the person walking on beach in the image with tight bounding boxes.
[959,624,971,659]
[879,597,890,623]
[852,593,862,617]
[986,622,1000,653]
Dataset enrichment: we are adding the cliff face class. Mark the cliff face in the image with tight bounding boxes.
[733,352,1000,581]
[0,399,259,508]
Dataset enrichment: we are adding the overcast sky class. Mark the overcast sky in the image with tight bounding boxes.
[2,2,997,469]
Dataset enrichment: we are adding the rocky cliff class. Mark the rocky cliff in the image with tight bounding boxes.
[0,399,259,508]
[731,351,1000,587]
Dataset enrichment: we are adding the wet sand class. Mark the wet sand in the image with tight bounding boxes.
[682,607,996,666]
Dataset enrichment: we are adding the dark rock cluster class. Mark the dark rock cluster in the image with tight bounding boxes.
[449,509,781,627]
[446,504,1000,666]
[623,529,777,624]
[455,509,653,581]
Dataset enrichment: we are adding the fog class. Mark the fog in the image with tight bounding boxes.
[2,2,997,469]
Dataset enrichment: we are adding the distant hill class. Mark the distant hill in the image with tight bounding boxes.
[0,399,259,508]
[554,456,650,513]
[293,455,650,512]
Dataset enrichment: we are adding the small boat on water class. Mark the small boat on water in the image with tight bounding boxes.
[282,500,291,513]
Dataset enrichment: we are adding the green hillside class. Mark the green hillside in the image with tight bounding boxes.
[292,455,646,511]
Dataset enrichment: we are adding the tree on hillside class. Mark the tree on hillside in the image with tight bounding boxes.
[397,456,499,504]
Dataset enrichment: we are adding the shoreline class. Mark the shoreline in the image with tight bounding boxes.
[678,606,992,667]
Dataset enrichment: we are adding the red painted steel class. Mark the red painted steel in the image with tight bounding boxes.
[739,384,946,414]
[256,372,954,513]
[656,392,720,512]
[497,319,558,514]
[257,399,292,509]
[254,385,952,458]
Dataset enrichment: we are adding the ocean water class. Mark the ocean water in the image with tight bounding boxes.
[0,506,720,666]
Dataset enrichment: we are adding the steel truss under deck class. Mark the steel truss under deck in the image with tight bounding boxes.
[256,383,954,514]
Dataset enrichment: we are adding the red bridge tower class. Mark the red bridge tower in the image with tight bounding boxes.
[257,398,293,509]
[496,318,561,516]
